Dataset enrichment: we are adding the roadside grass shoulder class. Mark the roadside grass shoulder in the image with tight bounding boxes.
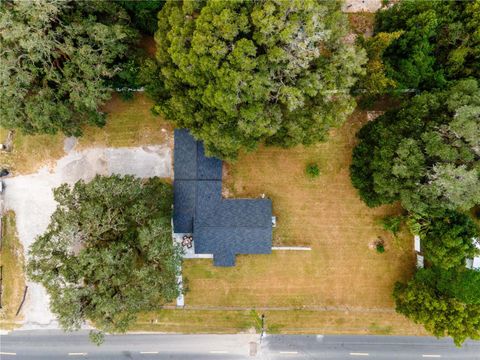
[0,211,25,329]
[132,309,426,336]
[133,310,257,333]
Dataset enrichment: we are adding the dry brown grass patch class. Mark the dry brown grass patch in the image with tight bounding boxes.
[0,211,25,329]
[181,110,419,334]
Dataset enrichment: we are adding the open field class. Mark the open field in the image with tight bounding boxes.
[0,211,25,329]
[175,110,421,335]
[0,93,171,175]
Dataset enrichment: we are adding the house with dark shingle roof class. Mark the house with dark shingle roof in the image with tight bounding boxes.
[173,129,272,266]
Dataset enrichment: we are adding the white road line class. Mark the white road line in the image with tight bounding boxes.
[0,352,16,356]
[279,351,299,354]
[140,351,159,354]
[350,353,369,356]
[68,353,87,356]
[210,350,229,354]
[422,355,441,358]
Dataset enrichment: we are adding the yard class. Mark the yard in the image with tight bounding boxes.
[172,110,422,335]
[0,93,171,175]
[0,87,422,336]
[0,211,25,330]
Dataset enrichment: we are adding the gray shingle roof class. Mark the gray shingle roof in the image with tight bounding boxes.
[173,129,272,266]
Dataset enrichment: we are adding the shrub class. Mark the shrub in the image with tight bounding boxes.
[376,242,385,253]
[381,215,403,237]
[306,163,320,179]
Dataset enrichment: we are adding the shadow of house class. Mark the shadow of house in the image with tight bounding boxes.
[173,129,272,266]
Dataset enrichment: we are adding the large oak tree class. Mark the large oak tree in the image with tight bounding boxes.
[375,0,480,90]
[0,0,138,136]
[28,175,181,342]
[350,79,480,215]
[394,268,480,346]
[154,0,366,160]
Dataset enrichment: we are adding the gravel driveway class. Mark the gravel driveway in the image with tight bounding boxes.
[2,144,172,329]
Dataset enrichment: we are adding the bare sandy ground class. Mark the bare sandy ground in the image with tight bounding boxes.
[2,144,172,329]
[342,0,382,13]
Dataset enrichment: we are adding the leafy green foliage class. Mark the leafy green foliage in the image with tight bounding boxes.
[381,215,403,237]
[356,31,402,104]
[436,268,480,305]
[394,269,480,346]
[154,0,366,160]
[27,175,181,340]
[350,79,480,215]
[376,242,385,254]
[88,331,105,346]
[0,0,138,136]
[421,211,479,270]
[375,0,480,89]
[305,163,320,179]
[118,0,165,35]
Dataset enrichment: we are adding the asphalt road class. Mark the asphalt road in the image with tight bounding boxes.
[1,332,479,359]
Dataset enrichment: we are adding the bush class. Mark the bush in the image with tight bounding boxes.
[381,215,403,237]
[376,242,385,254]
[306,163,320,179]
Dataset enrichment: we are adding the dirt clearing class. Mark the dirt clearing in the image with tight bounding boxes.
[2,144,172,329]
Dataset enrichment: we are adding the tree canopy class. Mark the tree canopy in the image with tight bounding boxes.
[27,175,181,341]
[118,0,165,35]
[436,268,480,305]
[375,0,480,90]
[394,268,480,346]
[421,211,479,270]
[154,0,366,160]
[350,79,480,215]
[355,31,402,103]
[0,0,138,136]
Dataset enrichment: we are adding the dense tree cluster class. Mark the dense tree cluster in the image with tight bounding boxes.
[0,0,138,136]
[118,0,165,35]
[394,268,480,346]
[351,79,480,215]
[374,0,480,90]
[154,0,366,160]
[421,211,479,270]
[355,31,402,103]
[352,0,480,345]
[28,175,181,342]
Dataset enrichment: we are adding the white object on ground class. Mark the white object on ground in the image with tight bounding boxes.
[414,235,421,252]
[466,239,479,269]
[176,272,184,307]
[2,145,172,329]
[416,254,424,269]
